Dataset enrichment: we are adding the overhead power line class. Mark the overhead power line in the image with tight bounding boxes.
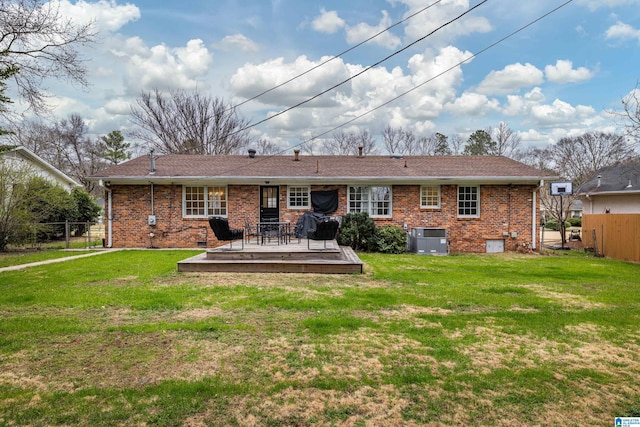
[233,0,490,134]
[212,0,574,176]
[229,0,444,111]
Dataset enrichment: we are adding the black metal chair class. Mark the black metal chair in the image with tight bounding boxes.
[244,219,261,244]
[282,222,302,244]
[260,218,280,245]
[209,217,244,250]
[307,219,339,249]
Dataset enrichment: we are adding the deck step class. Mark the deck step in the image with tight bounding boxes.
[178,242,363,274]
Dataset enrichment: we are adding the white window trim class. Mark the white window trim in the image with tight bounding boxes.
[457,185,480,218]
[348,185,393,218]
[420,185,441,209]
[287,185,310,209]
[182,185,228,218]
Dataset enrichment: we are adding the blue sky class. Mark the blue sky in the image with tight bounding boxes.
[25,0,640,153]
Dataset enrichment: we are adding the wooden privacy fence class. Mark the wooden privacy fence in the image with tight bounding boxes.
[582,214,640,263]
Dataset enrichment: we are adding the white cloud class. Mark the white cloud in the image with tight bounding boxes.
[104,98,130,115]
[395,0,492,47]
[346,10,401,49]
[53,0,140,33]
[476,63,544,96]
[502,87,599,130]
[230,55,351,107]
[215,34,260,54]
[605,21,640,42]
[228,46,472,136]
[311,8,345,34]
[545,60,594,84]
[531,99,596,127]
[113,37,213,93]
[444,92,500,116]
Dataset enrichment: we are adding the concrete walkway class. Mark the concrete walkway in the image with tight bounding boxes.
[0,249,118,273]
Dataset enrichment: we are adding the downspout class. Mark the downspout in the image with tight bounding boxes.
[150,182,155,216]
[105,186,113,248]
[532,179,543,251]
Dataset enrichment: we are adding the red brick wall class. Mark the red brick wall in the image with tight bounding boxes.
[106,183,540,252]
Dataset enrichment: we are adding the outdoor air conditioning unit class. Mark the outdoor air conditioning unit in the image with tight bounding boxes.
[408,227,449,255]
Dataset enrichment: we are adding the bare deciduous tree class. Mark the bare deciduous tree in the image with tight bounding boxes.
[449,134,465,155]
[610,82,640,142]
[381,126,403,155]
[8,114,104,195]
[552,132,635,185]
[324,129,378,155]
[130,89,253,155]
[0,0,96,113]
[518,147,554,173]
[253,138,281,155]
[491,121,522,158]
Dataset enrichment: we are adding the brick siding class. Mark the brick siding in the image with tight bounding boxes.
[106,183,540,252]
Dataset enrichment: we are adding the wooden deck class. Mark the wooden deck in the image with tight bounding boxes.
[177,239,363,274]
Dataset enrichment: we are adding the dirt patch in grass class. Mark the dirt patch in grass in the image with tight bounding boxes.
[0,331,242,391]
[454,320,640,420]
[228,385,416,427]
[171,272,389,290]
[522,284,606,309]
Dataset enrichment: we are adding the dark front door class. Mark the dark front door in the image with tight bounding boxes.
[260,186,279,222]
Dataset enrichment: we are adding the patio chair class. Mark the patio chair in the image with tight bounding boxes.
[282,221,302,244]
[307,219,339,249]
[209,217,244,250]
[260,218,281,245]
[244,219,261,244]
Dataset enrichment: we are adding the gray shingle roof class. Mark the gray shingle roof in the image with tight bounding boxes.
[578,160,640,194]
[90,154,551,184]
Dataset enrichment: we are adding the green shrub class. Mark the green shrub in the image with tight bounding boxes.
[567,217,582,227]
[374,226,407,254]
[545,219,570,231]
[337,212,376,251]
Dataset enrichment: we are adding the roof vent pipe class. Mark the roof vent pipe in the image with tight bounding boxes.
[597,174,601,188]
[358,146,363,157]
[149,149,155,173]
[248,149,256,158]
[294,149,300,161]
[626,180,633,189]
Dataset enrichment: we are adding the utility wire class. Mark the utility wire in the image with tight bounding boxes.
[212,0,574,176]
[296,0,575,147]
[228,0,444,111]
[232,0,490,134]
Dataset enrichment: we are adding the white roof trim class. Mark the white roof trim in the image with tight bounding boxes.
[2,146,80,188]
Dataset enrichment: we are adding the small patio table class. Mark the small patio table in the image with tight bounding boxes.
[258,221,291,245]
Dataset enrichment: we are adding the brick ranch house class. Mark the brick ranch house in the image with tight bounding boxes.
[89,150,553,252]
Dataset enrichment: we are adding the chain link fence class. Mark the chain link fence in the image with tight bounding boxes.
[8,221,105,250]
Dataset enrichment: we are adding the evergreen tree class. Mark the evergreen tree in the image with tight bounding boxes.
[463,130,497,155]
[434,132,452,155]
[100,130,131,165]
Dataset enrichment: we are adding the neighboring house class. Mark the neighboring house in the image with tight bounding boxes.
[569,199,583,218]
[0,145,79,192]
[89,150,553,252]
[577,160,640,214]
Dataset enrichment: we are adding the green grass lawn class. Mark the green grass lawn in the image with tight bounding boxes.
[0,249,96,268]
[0,250,639,426]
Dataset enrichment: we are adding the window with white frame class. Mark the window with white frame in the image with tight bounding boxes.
[287,185,310,209]
[457,186,479,218]
[420,185,440,208]
[371,186,391,216]
[348,185,392,218]
[183,185,227,217]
